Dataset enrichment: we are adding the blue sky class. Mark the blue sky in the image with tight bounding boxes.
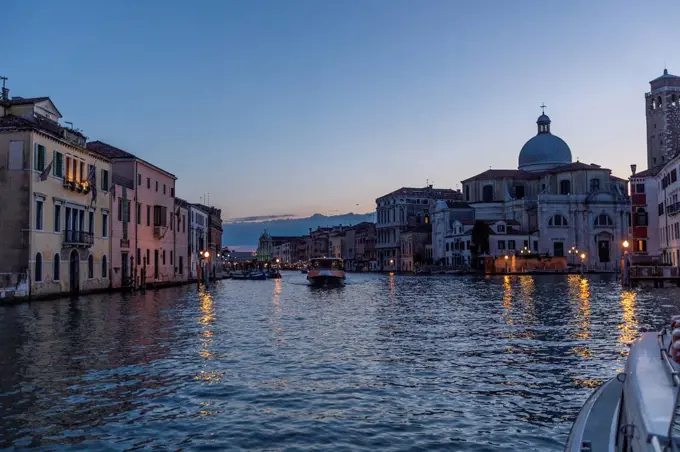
[2,0,679,219]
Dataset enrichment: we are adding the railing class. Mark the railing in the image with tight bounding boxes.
[120,238,130,248]
[64,230,94,247]
[668,202,680,216]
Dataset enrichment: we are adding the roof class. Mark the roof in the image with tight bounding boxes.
[88,140,177,179]
[650,69,680,83]
[462,161,615,183]
[632,165,663,178]
[174,197,190,209]
[0,96,62,117]
[0,113,87,145]
[444,201,471,209]
[378,186,462,200]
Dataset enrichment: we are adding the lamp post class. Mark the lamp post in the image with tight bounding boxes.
[580,252,586,275]
[504,255,509,273]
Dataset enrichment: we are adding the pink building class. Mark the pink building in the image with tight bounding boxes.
[174,197,190,280]
[88,141,184,288]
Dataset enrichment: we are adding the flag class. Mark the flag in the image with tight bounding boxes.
[87,165,97,206]
[38,158,54,182]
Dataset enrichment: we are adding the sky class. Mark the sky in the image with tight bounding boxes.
[2,0,679,220]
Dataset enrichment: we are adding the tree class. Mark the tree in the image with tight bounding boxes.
[470,220,490,268]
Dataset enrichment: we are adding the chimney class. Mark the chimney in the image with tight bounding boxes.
[630,164,637,176]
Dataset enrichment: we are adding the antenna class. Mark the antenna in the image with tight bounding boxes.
[65,121,73,129]
[0,76,7,90]
[0,76,8,101]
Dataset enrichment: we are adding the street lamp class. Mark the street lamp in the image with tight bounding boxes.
[504,255,509,273]
[623,240,629,250]
[203,251,210,258]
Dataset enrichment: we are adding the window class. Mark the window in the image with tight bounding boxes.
[673,169,678,184]
[560,180,571,195]
[446,243,450,252]
[153,205,168,227]
[514,185,525,199]
[508,240,516,249]
[533,240,538,251]
[137,248,141,263]
[138,173,142,186]
[54,205,61,232]
[118,199,122,221]
[497,224,506,233]
[136,203,141,225]
[146,249,150,265]
[155,181,159,192]
[53,253,60,281]
[171,187,175,197]
[8,140,24,170]
[147,177,150,189]
[523,240,529,249]
[34,144,46,171]
[147,205,151,226]
[465,185,470,201]
[183,215,186,233]
[179,256,183,274]
[35,200,43,230]
[102,255,108,278]
[660,203,665,216]
[162,250,166,265]
[589,179,600,191]
[35,253,42,282]
[88,254,93,279]
[636,183,645,194]
[163,184,166,194]
[170,250,174,265]
[54,151,64,177]
[102,212,108,237]
[635,208,649,226]
[635,240,647,253]
[594,213,613,227]
[548,214,568,227]
[482,185,493,202]
[101,169,109,191]
[498,240,506,250]
[80,161,85,182]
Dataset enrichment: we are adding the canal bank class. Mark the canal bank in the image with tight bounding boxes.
[0,272,675,450]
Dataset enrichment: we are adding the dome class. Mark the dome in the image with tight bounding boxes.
[518,113,572,171]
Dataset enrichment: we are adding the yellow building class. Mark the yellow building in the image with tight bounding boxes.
[0,92,112,298]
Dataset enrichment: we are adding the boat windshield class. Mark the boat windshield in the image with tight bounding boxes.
[311,259,343,270]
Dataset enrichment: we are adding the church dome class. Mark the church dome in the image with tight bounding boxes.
[518,112,572,172]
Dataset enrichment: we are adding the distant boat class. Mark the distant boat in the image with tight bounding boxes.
[307,258,345,285]
[231,270,267,281]
[300,268,308,274]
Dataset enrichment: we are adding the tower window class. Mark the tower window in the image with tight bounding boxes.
[658,96,662,106]
[673,94,677,106]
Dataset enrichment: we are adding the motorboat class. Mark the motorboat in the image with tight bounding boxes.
[231,270,267,281]
[565,315,680,451]
[267,268,282,279]
[307,258,345,285]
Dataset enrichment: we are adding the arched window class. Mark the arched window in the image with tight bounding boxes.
[88,254,94,279]
[658,96,663,106]
[594,213,613,227]
[482,185,493,202]
[102,255,108,278]
[548,214,569,227]
[560,180,571,195]
[652,100,657,110]
[35,253,43,282]
[53,253,60,281]
[635,208,648,227]
[673,94,678,107]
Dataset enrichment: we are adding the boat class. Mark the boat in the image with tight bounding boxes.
[307,258,345,285]
[267,268,282,279]
[565,314,680,451]
[231,270,267,281]
[300,268,308,274]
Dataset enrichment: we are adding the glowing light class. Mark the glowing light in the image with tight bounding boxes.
[204,251,210,258]
[580,253,586,260]
[623,240,629,249]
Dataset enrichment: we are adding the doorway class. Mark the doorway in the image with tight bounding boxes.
[598,240,610,263]
[69,250,79,294]
[154,249,159,280]
[553,242,564,257]
[121,252,129,286]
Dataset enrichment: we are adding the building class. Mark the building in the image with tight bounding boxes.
[354,222,377,271]
[653,155,680,265]
[329,230,345,259]
[341,227,356,271]
[87,141,178,286]
[174,197,190,280]
[400,224,432,272]
[431,201,475,265]
[0,92,113,297]
[460,110,631,269]
[628,165,661,257]
[110,172,136,289]
[645,69,680,169]
[189,204,209,280]
[375,186,462,271]
[193,205,223,278]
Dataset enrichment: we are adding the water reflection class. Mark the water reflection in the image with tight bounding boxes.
[618,290,638,351]
[198,288,214,360]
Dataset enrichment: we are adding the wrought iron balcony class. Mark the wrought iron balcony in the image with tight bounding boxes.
[64,229,94,247]
[120,238,130,249]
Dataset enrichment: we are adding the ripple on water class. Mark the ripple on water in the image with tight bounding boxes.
[1,273,679,450]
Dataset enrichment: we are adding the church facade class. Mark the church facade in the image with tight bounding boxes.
[458,111,631,269]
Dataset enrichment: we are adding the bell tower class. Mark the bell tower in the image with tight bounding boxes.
[646,69,680,169]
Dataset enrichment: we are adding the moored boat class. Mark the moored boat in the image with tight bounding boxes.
[231,270,267,281]
[565,315,680,451]
[307,258,345,285]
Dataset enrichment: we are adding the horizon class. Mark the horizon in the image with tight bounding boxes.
[2,0,679,219]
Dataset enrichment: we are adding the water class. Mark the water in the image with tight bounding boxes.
[1,273,679,451]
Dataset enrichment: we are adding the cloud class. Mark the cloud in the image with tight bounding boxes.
[226,214,296,223]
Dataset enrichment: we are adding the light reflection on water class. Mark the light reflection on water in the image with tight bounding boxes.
[1,273,680,451]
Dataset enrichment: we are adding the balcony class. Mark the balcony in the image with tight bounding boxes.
[668,202,680,216]
[62,177,91,194]
[153,226,167,239]
[64,230,94,247]
[120,238,130,249]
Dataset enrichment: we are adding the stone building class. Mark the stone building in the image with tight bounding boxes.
[189,204,208,280]
[0,93,113,297]
[400,224,431,272]
[646,69,680,169]
[375,186,462,271]
[431,201,475,264]
[461,111,631,269]
[652,154,680,265]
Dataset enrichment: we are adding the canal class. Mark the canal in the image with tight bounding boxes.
[1,273,678,451]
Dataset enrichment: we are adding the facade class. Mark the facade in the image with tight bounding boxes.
[189,205,208,280]
[653,155,680,265]
[375,186,462,271]
[400,225,431,272]
[329,231,344,259]
[0,94,113,297]
[174,198,190,280]
[629,166,661,257]
[87,141,178,286]
[431,201,475,264]
[354,222,377,271]
[110,173,136,289]
[341,228,357,271]
[645,69,680,169]
[461,111,631,270]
